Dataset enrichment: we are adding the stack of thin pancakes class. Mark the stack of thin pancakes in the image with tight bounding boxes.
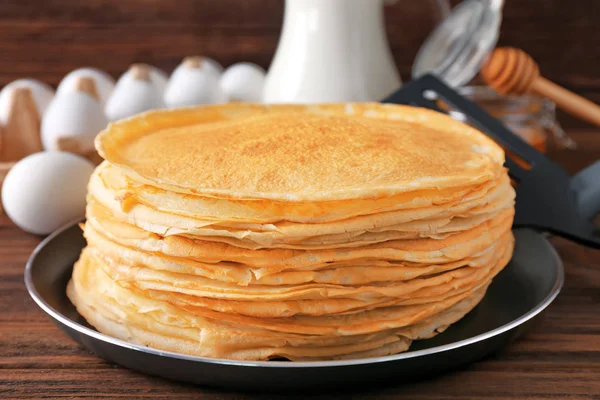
[68,103,516,361]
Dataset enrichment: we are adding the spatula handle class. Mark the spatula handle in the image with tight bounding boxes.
[532,77,600,127]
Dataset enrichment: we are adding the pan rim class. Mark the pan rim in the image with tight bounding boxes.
[25,220,564,369]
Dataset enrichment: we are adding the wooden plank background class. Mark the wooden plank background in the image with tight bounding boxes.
[0,0,598,94]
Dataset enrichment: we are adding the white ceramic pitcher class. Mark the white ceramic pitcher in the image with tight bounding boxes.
[263,0,402,103]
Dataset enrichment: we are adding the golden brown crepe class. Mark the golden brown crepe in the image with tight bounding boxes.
[68,103,515,361]
[96,104,504,202]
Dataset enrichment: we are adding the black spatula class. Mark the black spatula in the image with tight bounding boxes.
[383,74,600,248]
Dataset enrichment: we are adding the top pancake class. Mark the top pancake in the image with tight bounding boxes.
[96,103,504,202]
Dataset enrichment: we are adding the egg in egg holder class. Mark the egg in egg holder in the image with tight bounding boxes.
[220,62,266,103]
[115,63,169,95]
[57,67,116,106]
[175,56,223,79]
[42,76,108,165]
[165,57,226,108]
[105,64,166,122]
[191,56,225,77]
[0,61,173,231]
[0,56,265,223]
[0,75,107,217]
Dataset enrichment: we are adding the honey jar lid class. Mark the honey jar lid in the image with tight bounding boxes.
[412,0,504,88]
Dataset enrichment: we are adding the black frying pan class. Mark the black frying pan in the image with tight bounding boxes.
[26,75,594,390]
[25,223,562,391]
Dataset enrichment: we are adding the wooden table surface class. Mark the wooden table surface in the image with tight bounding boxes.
[1,130,599,399]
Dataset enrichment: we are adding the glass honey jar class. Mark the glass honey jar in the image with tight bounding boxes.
[450,86,575,152]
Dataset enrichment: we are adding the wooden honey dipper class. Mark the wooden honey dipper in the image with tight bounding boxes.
[481,47,600,127]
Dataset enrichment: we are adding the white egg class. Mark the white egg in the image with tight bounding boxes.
[56,68,116,105]
[115,64,168,94]
[200,57,224,77]
[105,64,166,121]
[41,89,108,154]
[0,79,54,125]
[220,62,266,102]
[164,59,227,108]
[2,152,94,235]
[105,80,164,121]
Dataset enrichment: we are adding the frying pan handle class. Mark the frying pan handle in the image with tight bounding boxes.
[571,160,600,220]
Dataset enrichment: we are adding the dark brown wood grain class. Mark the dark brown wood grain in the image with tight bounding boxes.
[0,130,599,399]
[0,0,599,94]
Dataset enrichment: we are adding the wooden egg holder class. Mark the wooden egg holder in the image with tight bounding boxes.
[0,87,41,196]
[0,77,104,211]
